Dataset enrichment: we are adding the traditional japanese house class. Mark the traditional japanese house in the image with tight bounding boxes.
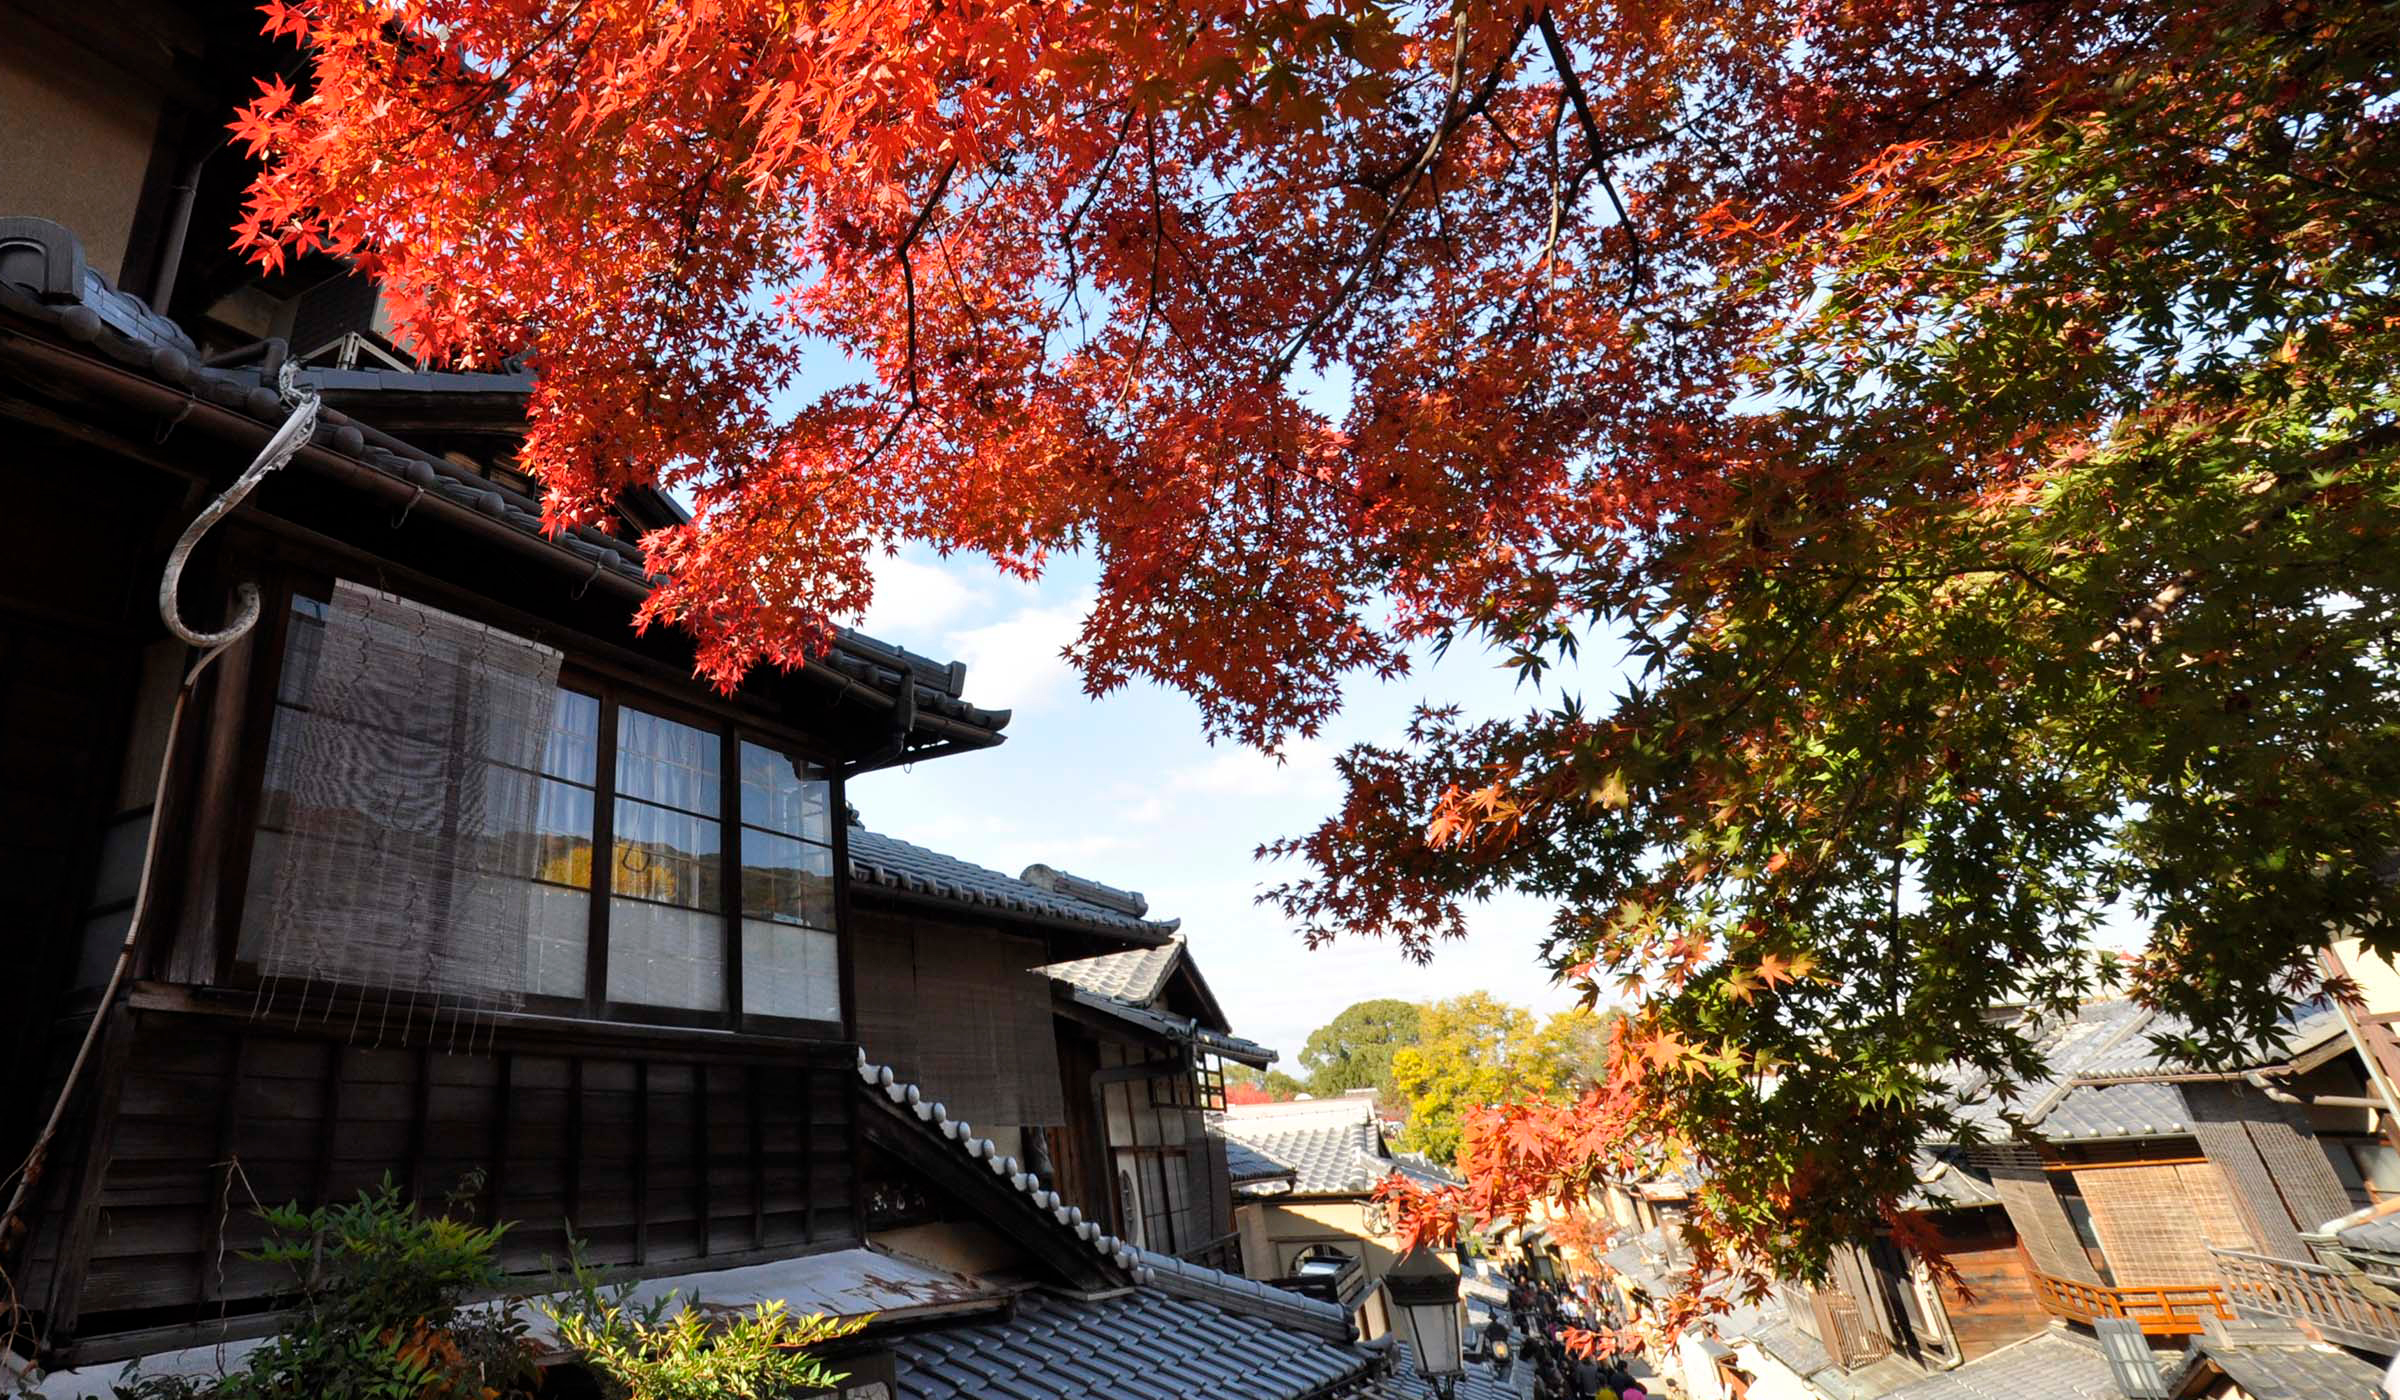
[0,186,1049,1360]
[1669,987,2400,1400]
[1035,932,1278,1272]
[841,829,1280,1271]
[1215,1094,1460,1339]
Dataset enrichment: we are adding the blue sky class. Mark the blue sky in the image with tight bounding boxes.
[846,545,1596,1064]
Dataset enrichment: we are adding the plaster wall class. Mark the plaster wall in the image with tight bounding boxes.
[0,33,163,283]
[1674,1334,1734,1400]
[1250,1198,1408,1339]
[1731,1341,1823,1400]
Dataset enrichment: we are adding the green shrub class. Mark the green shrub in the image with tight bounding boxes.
[114,1175,533,1400]
[538,1248,862,1400]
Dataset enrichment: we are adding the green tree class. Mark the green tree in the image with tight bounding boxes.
[1297,999,1425,1102]
[1388,996,1602,1164]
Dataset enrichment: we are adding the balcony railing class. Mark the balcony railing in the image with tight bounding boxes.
[2030,1270,2232,1336]
[2210,1248,2400,1355]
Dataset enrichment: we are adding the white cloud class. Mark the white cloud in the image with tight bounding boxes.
[943,593,1095,712]
[1166,739,1340,804]
[861,552,989,639]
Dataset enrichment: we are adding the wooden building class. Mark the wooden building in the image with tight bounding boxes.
[840,832,1277,1272]
[1667,992,2400,1400]
[0,4,1218,1366]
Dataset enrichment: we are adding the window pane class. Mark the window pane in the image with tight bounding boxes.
[608,898,725,1010]
[741,920,840,1021]
[2354,1144,2400,1193]
[524,883,590,998]
[613,798,721,910]
[274,596,329,704]
[544,690,600,784]
[528,779,595,888]
[739,830,833,929]
[615,708,720,816]
[739,741,828,840]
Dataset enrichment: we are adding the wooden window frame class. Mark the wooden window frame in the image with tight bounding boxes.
[218,571,848,1040]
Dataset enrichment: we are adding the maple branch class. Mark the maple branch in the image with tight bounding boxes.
[2090,423,2400,654]
[1537,8,1646,305]
[855,159,959,472]
[1113,116,1170,416]
[1269,3,1535,378]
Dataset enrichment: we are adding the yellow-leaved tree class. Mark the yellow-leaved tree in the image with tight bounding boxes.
[1391,995,1614,1165]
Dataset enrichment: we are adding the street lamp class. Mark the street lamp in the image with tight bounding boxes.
[1384,1257,1465,1400]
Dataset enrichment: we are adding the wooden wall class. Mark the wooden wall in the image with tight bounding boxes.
[1913,1207,2052,1361]
[22,1002,861,1361]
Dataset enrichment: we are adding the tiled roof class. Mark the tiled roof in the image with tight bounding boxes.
[854,1046,1141,1285]
[1037,941,1186,1003]
[1939,995,2362,1145]
[1375,1341,1535,1399]
[2174,1325,2386,1400]
[1876,1329,2121,1400]
[1901,1150,2002,1211]
[855,1039,1401,1398]
[848,828,1179,939]
[889,1288,1384,1400]
[2072,999,2352,1080]
[1222,1131,1301,1186]
[2036,1080,2193,1141]
[1062,989,1279,1066]
[1136,1245,1355,1340]
[1219,1100,1394,1196]
[2338,1213,2400,1255]
[1746,1318,1834,1379]
[0,219,1007,745]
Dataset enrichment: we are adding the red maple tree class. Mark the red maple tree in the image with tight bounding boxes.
[232,0,2400,1317]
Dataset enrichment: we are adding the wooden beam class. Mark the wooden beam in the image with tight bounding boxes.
[748,1065,766,1251]
[43,1003,138,1340]
[490,1051,514,1230]
[199,1033,250,1303]
[693,1065,711,1260]
[633,1059,650,1266]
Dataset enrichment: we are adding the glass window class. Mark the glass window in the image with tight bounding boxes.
[737,740,837,1021]
[521,690,598,998]
[2353,1142,2400,1198]
[240,590,846,1031]
[608,706,724,1011]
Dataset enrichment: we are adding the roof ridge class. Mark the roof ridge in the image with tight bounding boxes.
[2016,1004,2160,1128]
[1132,1247,1354,1341]
[853,1047,1145,1285]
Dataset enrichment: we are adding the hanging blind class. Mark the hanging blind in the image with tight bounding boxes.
[1991,1165,2104,1283]
[247,581,563,1011]
[850,911,1066,1126]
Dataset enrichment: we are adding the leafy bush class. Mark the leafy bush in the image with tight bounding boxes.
[538,1249,861,1400]
[14,1180,861,1400]
[112,1175,533,1400]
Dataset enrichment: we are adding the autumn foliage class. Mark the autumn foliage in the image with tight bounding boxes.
[234,0,2400,1314]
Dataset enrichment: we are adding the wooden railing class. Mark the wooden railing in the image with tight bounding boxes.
[2210,1248,2400,1354]
[2030,1270,2232,1336]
